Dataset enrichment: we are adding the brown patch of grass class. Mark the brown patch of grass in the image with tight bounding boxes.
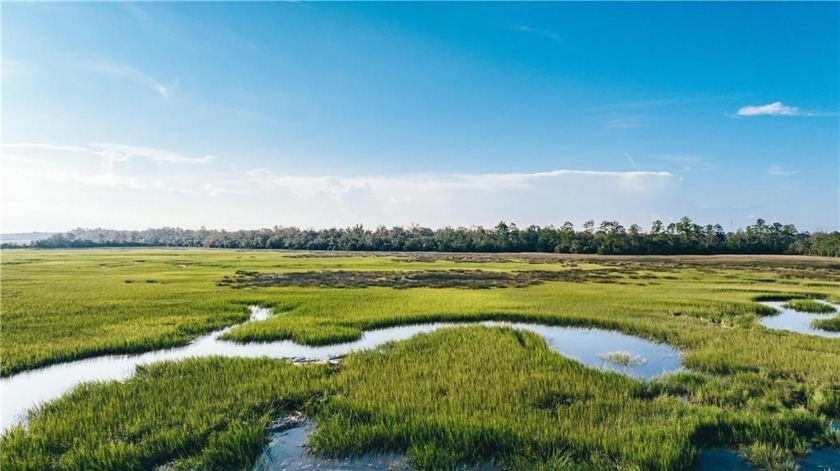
[218,268,625,289]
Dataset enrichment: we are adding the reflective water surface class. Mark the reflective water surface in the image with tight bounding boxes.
[758,301,840,338]
[3,302,838,469]
[254,427,840,471]
[0,307,681,432]
[696,447,840,471]
[253,423,412,471]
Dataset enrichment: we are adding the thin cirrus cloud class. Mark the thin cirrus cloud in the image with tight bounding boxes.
[661,155,713,173]
[243,168,674,199]
[88,143,216,165]
[736,101,801,117]
[604,115,650,129]
[228,168,677,229]
[766,164,797,177]
[511,23,562,41]
[1,141,678,231]
[87,62,172,102]
[1,142,215,190]
[2,142,215,166]
[0,59,39,79]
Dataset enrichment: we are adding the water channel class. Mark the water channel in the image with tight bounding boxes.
[758,300,840,338]
[3,302,837,470]
[1,307,681,432]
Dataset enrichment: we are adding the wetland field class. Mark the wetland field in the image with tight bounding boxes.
[1,249,840,470]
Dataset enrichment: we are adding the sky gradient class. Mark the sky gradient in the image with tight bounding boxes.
[2,2,838,233]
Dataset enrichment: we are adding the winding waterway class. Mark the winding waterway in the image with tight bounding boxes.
[758,300,840,338]
[2,302,838,469]
[0,306,681,432]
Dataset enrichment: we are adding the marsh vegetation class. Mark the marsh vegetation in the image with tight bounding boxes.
[783,299,837,314]
[598,351,647,367]
[758,301,840,338]
[2,249,839,470]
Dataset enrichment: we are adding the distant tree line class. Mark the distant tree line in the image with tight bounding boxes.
[9,217,839,257]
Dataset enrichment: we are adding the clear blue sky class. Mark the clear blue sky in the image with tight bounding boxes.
[2,2,838,232]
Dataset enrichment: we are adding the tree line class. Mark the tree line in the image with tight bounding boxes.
[11,217,839,257]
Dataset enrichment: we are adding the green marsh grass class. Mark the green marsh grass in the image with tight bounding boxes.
[598,351,646,366]
[310,327,833,470]
[4,328,834,470]
[2,250,840,469]
[739,442,799,471]
[783,298,836,314]
[812,315,840,333]
[0,357,331,470]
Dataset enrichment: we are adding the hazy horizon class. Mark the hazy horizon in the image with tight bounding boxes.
[2,2,838,233]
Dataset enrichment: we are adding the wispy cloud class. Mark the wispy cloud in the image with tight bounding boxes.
[230,168,676,228]
[3,142,214,166]
[3,165,149,190]
[736,101,801,117]
[202,183,245,196]
[243,168,673,198]
[87,63,172,102]
[1,60,39,79]
[2,140,678,231]
[119,2,154,26]
[2,142,216,194]
[766,164,796,176]
[90,143,215,165]
[624,153,638,169]
[661,155,713,173]
[512,23,562,42]
[605,115,650,129]
[587,95,741,112]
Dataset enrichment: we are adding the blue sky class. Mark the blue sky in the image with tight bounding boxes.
[2,2,838,232]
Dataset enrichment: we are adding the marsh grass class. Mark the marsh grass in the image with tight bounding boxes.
[783,299,837,314]
[320,328,831,469]
[812,316,840,333]
[2,329,839,470]
[4,249,839,379]
[0,357,331,471]
[218,268,622,289]
[598,351,646,366]
[739,442,799,471]
[2,250,840,469]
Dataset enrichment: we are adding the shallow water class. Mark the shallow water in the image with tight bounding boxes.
[696,447,840,471]
[695,448,753,470]
[254,422,500,471]
[253,424,412,471]
[0,307,681,432]
[758,301,840,338]
[256,429,840,470]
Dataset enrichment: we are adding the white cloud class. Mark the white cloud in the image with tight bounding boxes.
[604,115,650,129]
[90,143,215,165]
[1,142,678,231]
[244,168,673,199]
[202,183,245,196]
[221,168,677,229]
[87,63,172,102]
[766,164,796,176]
[2,142,214,168]
[512,24,561,41]
[661,155,713,173]
[0,60,39,79]
[2,166,148,190]
[736,101,801,116]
